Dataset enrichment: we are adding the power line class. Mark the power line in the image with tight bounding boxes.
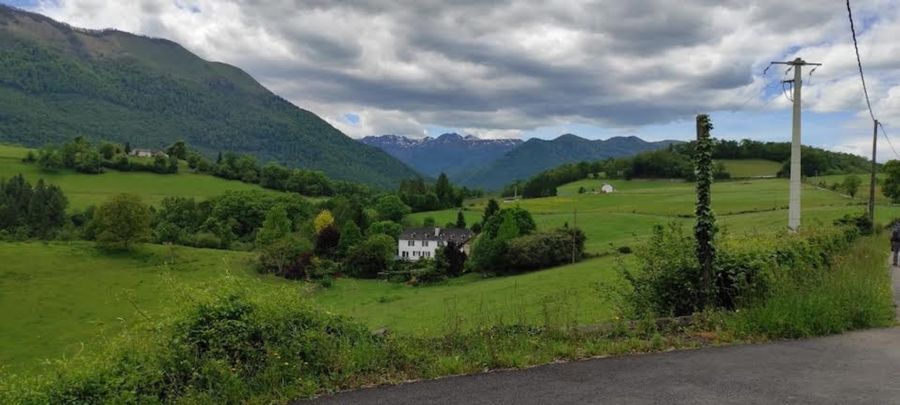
[879,122,900,159]
[846,0,876,122]
[846,0,900,160]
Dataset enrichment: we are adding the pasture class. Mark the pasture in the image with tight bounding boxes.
[718,158,782,178]
[0,144,278,210]
[3,169,899,375]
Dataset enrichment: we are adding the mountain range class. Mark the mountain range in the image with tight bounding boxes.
[359,133,522,179]
[361,133,679,190]
[0,5,419,188]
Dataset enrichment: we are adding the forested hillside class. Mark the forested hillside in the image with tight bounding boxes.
[0,5,420,188]
[456,134,678,190]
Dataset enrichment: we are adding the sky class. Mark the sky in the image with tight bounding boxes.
[3,0,900,161]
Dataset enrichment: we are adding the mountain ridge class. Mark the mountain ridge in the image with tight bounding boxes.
[359,133,523,179]
[454,134,680,189]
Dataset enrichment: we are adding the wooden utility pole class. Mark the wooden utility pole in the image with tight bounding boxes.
[868,119,878,223]
[771,57,822,231]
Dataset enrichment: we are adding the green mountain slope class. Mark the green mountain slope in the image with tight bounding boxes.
[0,5,420,188]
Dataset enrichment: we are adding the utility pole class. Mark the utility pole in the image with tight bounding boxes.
[771,57,822,231]
[868,119,878,223]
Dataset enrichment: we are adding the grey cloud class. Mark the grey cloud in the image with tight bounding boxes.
[33,0,900,138]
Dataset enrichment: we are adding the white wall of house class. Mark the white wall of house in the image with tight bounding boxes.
[397,239,442,261]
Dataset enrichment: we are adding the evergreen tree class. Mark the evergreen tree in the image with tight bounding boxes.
[483,198,500,224]
[455,210,466,229]
[337,220,362,254]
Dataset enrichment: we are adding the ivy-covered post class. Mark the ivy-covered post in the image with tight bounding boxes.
[695,114,717,308]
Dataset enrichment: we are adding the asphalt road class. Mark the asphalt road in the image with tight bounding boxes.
[304,264,900,405]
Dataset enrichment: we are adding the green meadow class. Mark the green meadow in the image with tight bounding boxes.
[2,153,898,375]
[0,144,278,210]
[719,158,782,178]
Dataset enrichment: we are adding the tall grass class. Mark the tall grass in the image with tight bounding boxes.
[732,233,895,338]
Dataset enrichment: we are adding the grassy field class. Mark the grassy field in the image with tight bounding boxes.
[0,242,272,374]
[0,144,279,210]
[718,159,782,178]
[411,177,898,254]
[4,172,899,376]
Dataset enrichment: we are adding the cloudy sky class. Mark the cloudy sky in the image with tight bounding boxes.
[4,0,900,160]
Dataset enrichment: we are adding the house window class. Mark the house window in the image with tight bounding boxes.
[402,251,408,258]
[407,240,414,246]
[423,241,429,247]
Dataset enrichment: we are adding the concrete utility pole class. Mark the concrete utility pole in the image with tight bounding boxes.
[771,57,822,231]
[869,119,878,224]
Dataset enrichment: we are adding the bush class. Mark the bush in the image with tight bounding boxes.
[623,223,863,318]
[503,228,586,274]
[732,234,893,338]
[258,235,314,279]
[345,234,395,278]
[617,246,633,254]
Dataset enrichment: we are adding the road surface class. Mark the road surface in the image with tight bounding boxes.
[303,264,900,405]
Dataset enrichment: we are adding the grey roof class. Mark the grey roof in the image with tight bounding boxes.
[400,227,474,243]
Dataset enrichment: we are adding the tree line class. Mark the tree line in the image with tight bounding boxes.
[510,138,872,198]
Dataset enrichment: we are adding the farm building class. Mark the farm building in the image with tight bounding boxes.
[600,183,615,193]
[398,227,474,261]
[129,148,166,158]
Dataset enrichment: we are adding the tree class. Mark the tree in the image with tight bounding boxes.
[99,142,117,160]
[374,194,410,222]
[124,142,132,155]
[259,235,313,279]
[367,220,402,240]
[883,160,900,203]
[481,207,535,238]
[166,140,188,160]
[841,174,862,198]
[313,210,335,235]
[435,172,454,206]
[92,194,152,250]
[455,210,466,229]
[315,224,341,256]
[337,220,362,254]
[483,198,500,224]
[256,204,292,247]
[439,241,467,277]
[345,234,395,278]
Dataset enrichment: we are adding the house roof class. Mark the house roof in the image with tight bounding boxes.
[400,227,474,243]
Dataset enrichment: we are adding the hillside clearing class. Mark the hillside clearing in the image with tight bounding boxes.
[0,144,282,210]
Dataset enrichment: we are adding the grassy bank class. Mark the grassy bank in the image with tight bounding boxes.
[732,232,895,337]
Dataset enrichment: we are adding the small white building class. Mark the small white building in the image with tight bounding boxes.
[130,148,166,158]
[600,183,615,193]
[398,227,474,261]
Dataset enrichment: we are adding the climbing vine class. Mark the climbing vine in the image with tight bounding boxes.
[694,114,717,307]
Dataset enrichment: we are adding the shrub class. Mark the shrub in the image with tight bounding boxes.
[345,234,395,278]
[732,234,893,338]
[258,235,314,279]
[617,246,633,254]
[504,228,586,274]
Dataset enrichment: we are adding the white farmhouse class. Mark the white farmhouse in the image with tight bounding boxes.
[130,148,166,158]
[398,227,474,261]
[600,183,615,193]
